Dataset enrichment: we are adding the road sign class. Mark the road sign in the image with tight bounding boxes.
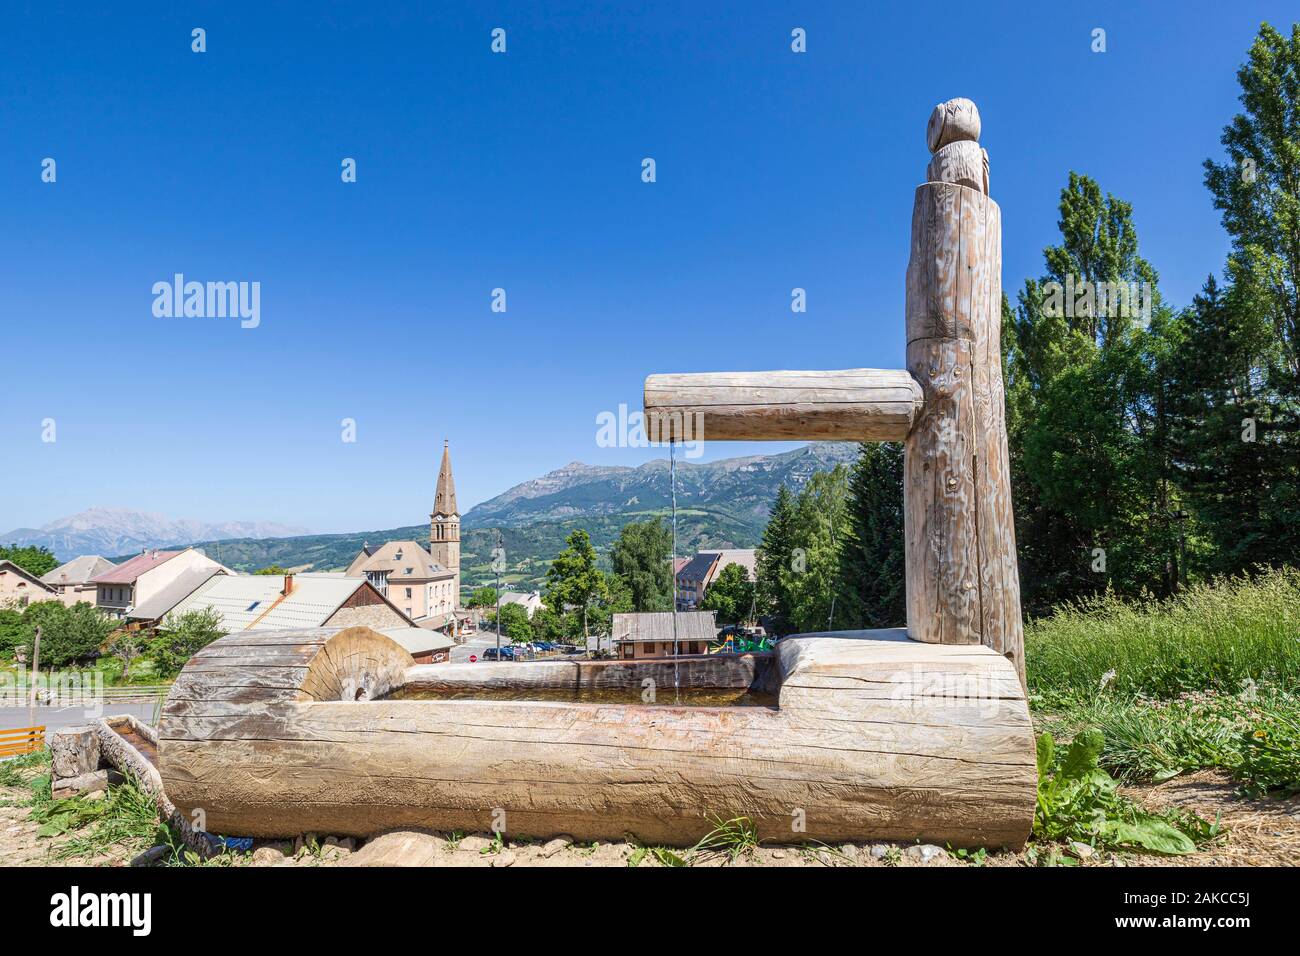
[469,654,478,663]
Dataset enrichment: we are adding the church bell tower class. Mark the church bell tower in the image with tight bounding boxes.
[430,440,460,593]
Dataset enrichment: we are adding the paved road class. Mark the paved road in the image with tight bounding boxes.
[449,631,594,664]
[450,631,504,663]
[0,704,157,739]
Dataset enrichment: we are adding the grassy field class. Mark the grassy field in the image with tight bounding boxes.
[1027,568,1300,798]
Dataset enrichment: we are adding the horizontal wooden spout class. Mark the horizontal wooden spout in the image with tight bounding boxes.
[643,368,924,442]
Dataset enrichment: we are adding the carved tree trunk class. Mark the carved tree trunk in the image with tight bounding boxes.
[903,102,1024,685]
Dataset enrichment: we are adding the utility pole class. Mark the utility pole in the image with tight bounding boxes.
[494,529,502,656]
[28,626,42,728]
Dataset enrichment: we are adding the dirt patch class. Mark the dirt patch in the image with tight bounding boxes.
[0,782,139,867]
[1114,770,1300,867]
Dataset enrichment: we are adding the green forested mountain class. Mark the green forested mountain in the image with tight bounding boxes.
[114,443,858,593]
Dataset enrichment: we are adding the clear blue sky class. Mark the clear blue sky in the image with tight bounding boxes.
[1,1,1291,534]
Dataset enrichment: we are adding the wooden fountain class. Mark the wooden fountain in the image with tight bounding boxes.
[159,99,1036,848]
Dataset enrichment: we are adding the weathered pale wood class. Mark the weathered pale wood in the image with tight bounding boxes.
[643,368,924,441]
[159,625,1035,847]
[926,97,981,153]
[50,724,100,779]
[927,140,986,194]
[904,107,1024,685]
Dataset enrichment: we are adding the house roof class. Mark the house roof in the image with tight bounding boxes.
[0,560,56,592]
[91,550,184,585]
[169,573,410,631]
[127,567,227,621]
[703,549,758,584]
[612,611,718,644]
[345,540,453,581]
[378,626,456,656]
[433,440,458,517]
[41,555,117,587]
[675,552,719,585]
[499,590,542,606]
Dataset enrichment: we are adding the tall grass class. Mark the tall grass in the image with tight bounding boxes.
[1025,568,1300,701]
[1025,569,1300,794]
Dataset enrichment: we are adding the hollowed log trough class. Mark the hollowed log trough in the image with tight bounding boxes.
[159,624,1035,847]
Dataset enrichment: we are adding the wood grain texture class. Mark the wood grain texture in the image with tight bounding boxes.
[926,98,981,153]
[158,626,1035,848]
[643,368,924,441]
[927,140,986,194]
[903,181,1024,686]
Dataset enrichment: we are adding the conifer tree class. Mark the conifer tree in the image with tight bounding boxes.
[755,484,796,634]
[835,442,906,629]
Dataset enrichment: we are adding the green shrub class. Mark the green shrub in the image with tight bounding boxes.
[149,608,227,678]
[1238,696,1300,797]
[1033,731,1214,855]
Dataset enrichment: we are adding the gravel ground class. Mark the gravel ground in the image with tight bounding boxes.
[2,768,1295,868]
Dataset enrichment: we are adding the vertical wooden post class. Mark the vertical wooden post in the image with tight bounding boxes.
[28,626,42,728]
[903,99,1024,685]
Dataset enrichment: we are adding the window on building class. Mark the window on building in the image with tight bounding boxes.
[405,587,412,599]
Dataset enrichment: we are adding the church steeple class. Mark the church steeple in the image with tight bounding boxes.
[430,440,460,582]
[433,439,458,518]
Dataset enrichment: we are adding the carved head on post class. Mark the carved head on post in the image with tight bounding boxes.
[925,97,989,196]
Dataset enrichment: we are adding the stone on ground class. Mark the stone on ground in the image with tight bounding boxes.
[349,831,443,867]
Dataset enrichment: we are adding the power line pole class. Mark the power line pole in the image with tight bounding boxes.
[494,529,502,656]
[28,626,42,728]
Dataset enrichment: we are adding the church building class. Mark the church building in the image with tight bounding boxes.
[345,440,462,631]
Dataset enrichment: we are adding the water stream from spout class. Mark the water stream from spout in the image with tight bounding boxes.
[670,437,680,698]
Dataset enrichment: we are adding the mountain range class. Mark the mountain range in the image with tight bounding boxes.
[0,507,311,562]
[6,443,860,590]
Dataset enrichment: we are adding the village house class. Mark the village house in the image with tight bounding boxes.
[612,610,719,659]
[345,541,457,626]
[126,565,229,627]
[0,560,57,608]
[40,555,118,607]
[674,549,758,610]
[498,590,544,618]
[165,572,412,632]
[674,553,718,610]
[90,547,231,620]
[345,440,464,632]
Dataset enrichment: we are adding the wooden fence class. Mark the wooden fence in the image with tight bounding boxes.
[0,726,46,758]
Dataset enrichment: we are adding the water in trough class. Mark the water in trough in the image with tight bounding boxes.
[383,684,777,707]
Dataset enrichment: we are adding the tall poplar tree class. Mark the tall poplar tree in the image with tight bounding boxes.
[1005,174,1177,611]
[1184,21,1300,570]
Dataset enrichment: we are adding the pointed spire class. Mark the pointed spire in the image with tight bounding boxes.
[434,439,458,516]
